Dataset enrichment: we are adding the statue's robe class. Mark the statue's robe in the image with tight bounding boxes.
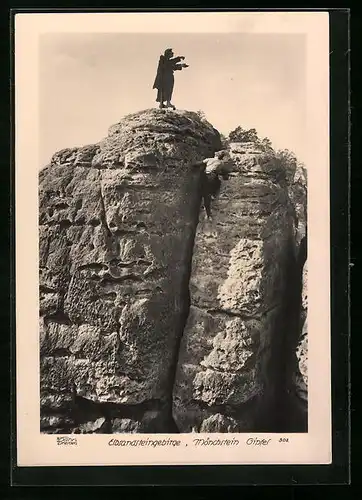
[153,55,184,103]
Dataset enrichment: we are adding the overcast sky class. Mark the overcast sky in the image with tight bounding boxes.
[39,32,306,167]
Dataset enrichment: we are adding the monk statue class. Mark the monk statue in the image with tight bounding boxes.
[153,48,189,109]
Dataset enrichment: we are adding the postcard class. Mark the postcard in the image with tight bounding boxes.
[15,10,331,467]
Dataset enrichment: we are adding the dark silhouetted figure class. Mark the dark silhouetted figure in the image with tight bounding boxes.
[153,48,189,109]
[201,171,229,219]
[193,151,232,220]
[202,171,221,219]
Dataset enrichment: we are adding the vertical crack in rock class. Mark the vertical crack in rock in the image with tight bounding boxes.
[172,142,308,433]
[39,109,222,434]
[39,110,307,435]
[164,170,205,433]
[268,230,302,432]
[286,234,308,431]
[98,173,113,240]
[282,160,308,431]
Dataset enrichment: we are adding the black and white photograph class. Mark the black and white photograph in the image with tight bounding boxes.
[15,11,331,467]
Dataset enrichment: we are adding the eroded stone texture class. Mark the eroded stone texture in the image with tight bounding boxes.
[39,109,221,433]
[173,141,299,432]
[286,160,307,421]
[40,110,307,435]
[294,260,308,405]
[287,163,307,254]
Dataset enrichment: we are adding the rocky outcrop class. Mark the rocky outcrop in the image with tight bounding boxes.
[39,109,221,433]
[39,109,307,434]
[293,260,308,409]
[286,161,307,426]
[172,142,306,432]
[287,162,307,254]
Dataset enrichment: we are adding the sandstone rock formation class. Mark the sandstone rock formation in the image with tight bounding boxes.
[39,109,307,434]
[172,141,307,432]
[286,161,307,424]
[294,260,308,407]
[39,109,221,433]
[288,163,307,253]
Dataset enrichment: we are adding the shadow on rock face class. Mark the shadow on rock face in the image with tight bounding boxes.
[39,110,307,434]
[39,109,222,434]
[172,142,308,433]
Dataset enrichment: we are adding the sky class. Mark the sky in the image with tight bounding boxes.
[39,32,307,167]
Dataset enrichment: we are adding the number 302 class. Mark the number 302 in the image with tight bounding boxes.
[279,437,289,443]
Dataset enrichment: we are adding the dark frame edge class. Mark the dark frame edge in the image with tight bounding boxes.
[9,7,350,487]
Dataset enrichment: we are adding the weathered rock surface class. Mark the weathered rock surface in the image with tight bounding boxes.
[294,260,308,405]
[172,141,304,432]
[39,110,307,434]
[39,109,221,433]
[287,163,307,256]
[285,159,307,425]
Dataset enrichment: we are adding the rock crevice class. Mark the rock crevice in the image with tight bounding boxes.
[172,141,308,433]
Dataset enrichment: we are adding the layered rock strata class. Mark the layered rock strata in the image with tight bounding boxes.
[172,142,307,432]
[39,109,221,433]
[39,110,307,434]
